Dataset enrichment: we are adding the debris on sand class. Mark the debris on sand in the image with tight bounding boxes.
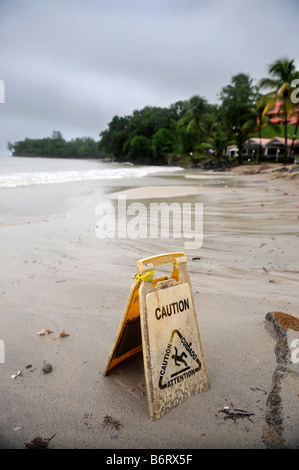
[102,415,123,431]
[25,434,56,449]
[36,328,53,336]
[52,329,70,340]
[217,407,255,422]
[42,363,53,374]
[58,329,69,338]
[11,371,22,379]
[250,386,267,395]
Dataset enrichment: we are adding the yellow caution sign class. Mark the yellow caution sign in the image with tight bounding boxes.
[103,252,210,420]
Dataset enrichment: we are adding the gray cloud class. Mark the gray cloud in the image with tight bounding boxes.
[1,0,299,155]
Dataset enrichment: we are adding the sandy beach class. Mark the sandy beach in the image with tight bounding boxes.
[0,157,298,450]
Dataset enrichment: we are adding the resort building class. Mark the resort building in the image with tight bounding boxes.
[226,99,299,159]
[226,136,299,160]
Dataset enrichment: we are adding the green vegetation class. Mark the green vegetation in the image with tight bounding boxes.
[98,58,299,165]
[251,123,299,140]
[8,57,299,165]
[218,73,256,165]
[98,96,230,165]
[259,57,299,163]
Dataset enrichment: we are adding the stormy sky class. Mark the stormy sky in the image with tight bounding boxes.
[1,0,299,156]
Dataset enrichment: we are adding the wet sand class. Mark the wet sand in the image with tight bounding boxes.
[0,162,298,449]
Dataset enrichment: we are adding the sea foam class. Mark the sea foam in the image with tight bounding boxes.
[0,165,182,188]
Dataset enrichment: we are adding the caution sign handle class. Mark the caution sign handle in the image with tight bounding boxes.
[137,252,185,274]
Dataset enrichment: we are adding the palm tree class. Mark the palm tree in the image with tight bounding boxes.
[179,96,208,144]
[219,73,256,164]
[290,109,299,159]
[259,57,299,163]
[199,110,231,160]
[176,96,210,162]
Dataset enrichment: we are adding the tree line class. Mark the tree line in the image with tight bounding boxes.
[99,57,299,166]
[8,131,101,159]
[9,57,299,165]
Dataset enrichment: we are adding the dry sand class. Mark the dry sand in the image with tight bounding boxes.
[0,162,298,450]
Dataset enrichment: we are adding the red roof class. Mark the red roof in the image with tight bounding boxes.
[246,136,299,147]
[267,100,298,125]
[247,138,271,146]
[267,137,299,147]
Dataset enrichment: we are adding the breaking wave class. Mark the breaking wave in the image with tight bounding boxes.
[0,165,182,188]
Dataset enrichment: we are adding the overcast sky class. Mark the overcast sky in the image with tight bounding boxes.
[1,0,299,156]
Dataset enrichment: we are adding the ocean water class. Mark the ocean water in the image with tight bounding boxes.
[0,156,235,231]
[0,156,187,226]
[0,156,182,188]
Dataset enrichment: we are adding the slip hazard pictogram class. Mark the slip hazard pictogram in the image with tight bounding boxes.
[159,329,201,389]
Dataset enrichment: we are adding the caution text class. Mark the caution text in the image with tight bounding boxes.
[155,298,190,320]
